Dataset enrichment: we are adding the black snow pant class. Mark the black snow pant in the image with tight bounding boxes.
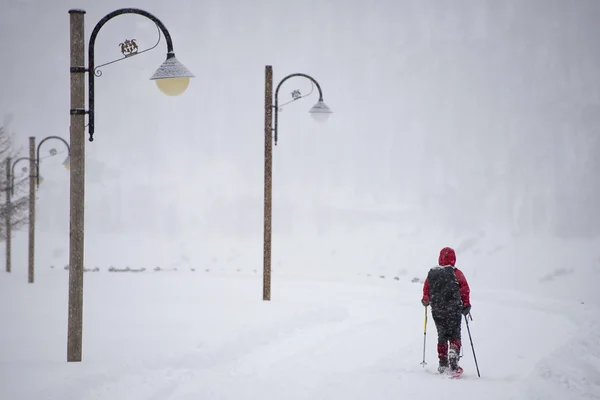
[431,308,462,363]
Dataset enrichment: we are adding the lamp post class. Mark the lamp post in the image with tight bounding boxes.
[36,136,71,183]
[9,137,70,283]
[68,8,194,362]
[262,65,332,301]
[10,138,37,284]
[5,157,11,273]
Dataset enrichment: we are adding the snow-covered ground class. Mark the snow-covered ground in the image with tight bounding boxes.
[1,232,599,399]
[2,0,599,398]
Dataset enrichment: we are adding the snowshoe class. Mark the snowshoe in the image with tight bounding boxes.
[448,349,463,378]
[449,366,464,379]
[437,359,449,374]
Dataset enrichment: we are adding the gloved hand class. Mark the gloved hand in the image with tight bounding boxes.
[421,299,429,307]
[462,305,471,316]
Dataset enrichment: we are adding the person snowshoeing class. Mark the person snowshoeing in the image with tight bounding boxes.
[421,247,471,375]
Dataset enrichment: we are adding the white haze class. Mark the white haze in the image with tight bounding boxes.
[1,0,599,301]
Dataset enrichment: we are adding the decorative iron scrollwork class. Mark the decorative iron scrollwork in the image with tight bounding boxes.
[93,23,162,77]
[278,82,315,111]
[119,39,139,57]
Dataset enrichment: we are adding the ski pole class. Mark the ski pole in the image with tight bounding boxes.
[464,314,480,377]
[420,305,428,367]
[459,311,472,360]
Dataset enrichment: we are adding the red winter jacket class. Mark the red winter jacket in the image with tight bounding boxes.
[422,247,470,307]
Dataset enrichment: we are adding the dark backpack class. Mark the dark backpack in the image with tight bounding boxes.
[427,266,462,310]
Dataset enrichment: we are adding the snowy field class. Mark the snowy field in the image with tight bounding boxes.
[1,234,599,400]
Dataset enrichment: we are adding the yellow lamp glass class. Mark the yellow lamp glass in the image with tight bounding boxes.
[155,77,191,97]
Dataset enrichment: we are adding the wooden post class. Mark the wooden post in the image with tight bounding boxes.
[263,65,273,301]
[28,137,35,283]
[67,8,86,362]
[5,157,10,273]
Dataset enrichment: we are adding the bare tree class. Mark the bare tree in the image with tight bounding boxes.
[0,125,30,240]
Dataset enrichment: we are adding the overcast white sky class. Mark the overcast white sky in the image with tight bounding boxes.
[1,0,599,248]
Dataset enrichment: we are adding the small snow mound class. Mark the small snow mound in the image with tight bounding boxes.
[539,268,574,282]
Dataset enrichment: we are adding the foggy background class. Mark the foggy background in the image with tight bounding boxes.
[1,0,599,299]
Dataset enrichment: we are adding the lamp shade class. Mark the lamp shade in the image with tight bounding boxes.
[62,156,70,170]
[150,55,195,96]
[309,100,333,123]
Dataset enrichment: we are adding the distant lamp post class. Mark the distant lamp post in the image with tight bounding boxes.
[68,8,194,363]
[4,157,11,273]
[10,142,39,285]
[271,72,332,146]
[37,136,71,187]
[262,65,332,301]
[10,164,31,195]
[9,136,69,284]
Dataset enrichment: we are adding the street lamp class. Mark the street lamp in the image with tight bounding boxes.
[11,160,40,192]
[68,8,194,362]
[37,136,71,187]
[77,8,195,142]
[262,65,332,301]
[8,136,69,283]
[9,156,37,283]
